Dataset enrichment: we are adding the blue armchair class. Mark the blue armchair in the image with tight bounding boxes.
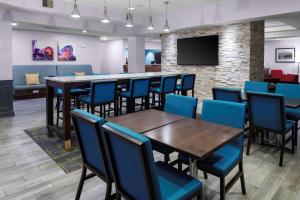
[275,83,300,146]
[79,80,117,118]
[176,74,196,97]
[71,109,112,200]
[102,122,203,200]
[151,75,177,109]
[246,92,295,166]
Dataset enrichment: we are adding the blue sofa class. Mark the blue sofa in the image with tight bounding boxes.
[13,64,94,100]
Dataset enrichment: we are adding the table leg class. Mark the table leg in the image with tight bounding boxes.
[62,83,72,151]
[189,158,198,178]
[46,81,54,137]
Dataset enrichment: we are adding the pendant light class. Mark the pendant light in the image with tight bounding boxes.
[147,0,154,30]
[163,1,170,32]
[101,0,110,23]
[126,0,134,27]
[71,0,80,19]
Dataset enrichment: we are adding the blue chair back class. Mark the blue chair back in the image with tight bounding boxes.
[164,94,198,118]
[102,122,161,200]
[130,78,150,98]
[247,92,285,132]
[71,109,111,180]
[201,100,245,160]
[275,83,300,99]
[181,74,196,90]
[244,81,269,94]
[212,87,242,103]
[91,80,117,105]
[161,76,177,93]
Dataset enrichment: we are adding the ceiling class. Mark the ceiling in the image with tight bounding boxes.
[64,0,216,16]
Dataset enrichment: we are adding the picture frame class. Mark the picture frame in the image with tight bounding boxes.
[275,48,295,63]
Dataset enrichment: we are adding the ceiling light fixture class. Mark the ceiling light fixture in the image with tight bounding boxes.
[82,30,87,33]
[147,0,154,30]
[163,1,170,32]
[101,0,110,23]
[125,0,134,28]
[11,22,18,26]
[71,0,81,19]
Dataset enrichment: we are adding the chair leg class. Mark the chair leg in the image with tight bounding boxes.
[192,89,194,97]
[164,154,169,163]
[204,172,208,179]
[295,120,298,146]
[104,183,112,200]
[220,177,225,200]
[292,127,295,154]
[261,131,264,145]
[91,105,95,114]
[279,134,285,167]
[56,97,61,126]
[178,160,182,171]
[239,161,246,195]
[246,128,252,155]
[75,167,87,200]
[152,93,155,107]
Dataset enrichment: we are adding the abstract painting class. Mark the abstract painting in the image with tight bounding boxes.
[57,42,76,61]
[276,48,295,63]
[32,40,54,61]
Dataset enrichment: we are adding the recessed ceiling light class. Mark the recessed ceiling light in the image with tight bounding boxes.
[82,30,87,33]
[128,7,135,10]
[11,22,18,26]
[100,36,107,41]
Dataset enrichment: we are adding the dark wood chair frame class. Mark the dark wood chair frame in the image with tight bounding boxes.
[78,80,118,118]
[176,74,196,97]
[102,125,203,200]
[246,92,295,166]
[71,111,114,200]
[119,78,151,114]
[151,76,178,110]
[212,88,243,103]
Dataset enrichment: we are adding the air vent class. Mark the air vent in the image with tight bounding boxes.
[43,0,53,8]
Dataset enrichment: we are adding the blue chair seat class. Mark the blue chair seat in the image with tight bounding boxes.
[57,88,86,95]
[151,87,161,93]
[156,161,202,200]
[176,84,182,90]
[79,96,92,104]
[120,91,131,97]
[285,108,300,119]
[285,120,295,131]
[197,144,241,176]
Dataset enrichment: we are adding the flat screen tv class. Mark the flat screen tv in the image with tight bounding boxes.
[177,35,219,65]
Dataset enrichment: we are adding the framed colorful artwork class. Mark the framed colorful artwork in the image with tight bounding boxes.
[32,40,54,61]
[57,42,77,61]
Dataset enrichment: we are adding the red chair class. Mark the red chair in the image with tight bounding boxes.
[270,69,285,79]
[280,74,298,83]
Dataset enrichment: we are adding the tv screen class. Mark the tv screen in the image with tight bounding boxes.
[177,35,219,65]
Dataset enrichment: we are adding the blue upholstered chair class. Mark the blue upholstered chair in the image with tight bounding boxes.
[176,74,196,97]
[55,88,88,126]
[212,87,243,103]
[79,80,117,118]
[120,78,150,114]
[151,75,177,109]
[246,92,295,166]
[244,81,269,94]
[71,109,113,200]
[275,83,300,146]
[102,122,203,200]
[153,94,198,163]
[200,100,246,200]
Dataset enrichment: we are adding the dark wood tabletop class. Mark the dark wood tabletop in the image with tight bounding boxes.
[143,118,243,160]
[106,109,186,133]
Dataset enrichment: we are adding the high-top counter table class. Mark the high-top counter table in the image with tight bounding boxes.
[45,72,181,150]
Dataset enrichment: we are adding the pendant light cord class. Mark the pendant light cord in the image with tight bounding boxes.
[149,0,152,17]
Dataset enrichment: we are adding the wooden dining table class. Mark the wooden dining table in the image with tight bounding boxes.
[45,72,181,150]
[107,109,243,177]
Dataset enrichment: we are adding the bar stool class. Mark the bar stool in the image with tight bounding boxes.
[176,74,196,96]
[151,75,177,109]
[78,80,117,118]
[120,78,150,114]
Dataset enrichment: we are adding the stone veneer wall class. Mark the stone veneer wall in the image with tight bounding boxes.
[161,21,264,101]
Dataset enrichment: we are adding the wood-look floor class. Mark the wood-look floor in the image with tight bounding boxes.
[0,98,300,200]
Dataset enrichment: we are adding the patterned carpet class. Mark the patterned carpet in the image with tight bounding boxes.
[24,126,82,174]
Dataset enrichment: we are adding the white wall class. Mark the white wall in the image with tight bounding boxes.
[12,29,102,73]
[265,39,300,75]
[123,40,161,50]
[0,21,12,80]
[101,40,125,74]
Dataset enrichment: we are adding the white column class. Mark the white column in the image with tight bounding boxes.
[0,20,12,80]
[128,36,145,73]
